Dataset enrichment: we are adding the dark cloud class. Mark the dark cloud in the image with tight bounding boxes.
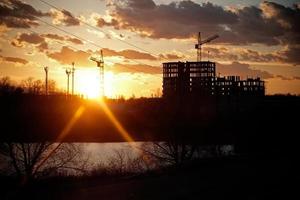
[41,33,65,41]
[0,54,28,64]
[277,45,300,65]
[50,9,80,26]
[293,76,300,80]
[217,61,274,79]
[0,0,48,28]
[203,46,280,63]
[99,0,236,39]
[36,42,49,52]
[203,45,300,65]
[12,33,45,46]
[11,33,48,52]
[261,1,300,33]
[227,4,284,45]
[97,0,299,47]
[67,37,83,45]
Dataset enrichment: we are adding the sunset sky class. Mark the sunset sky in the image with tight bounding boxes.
[0,0,300,98]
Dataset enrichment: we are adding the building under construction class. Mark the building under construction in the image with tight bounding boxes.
[162,61,265,98]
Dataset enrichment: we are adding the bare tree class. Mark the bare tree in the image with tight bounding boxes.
[19,77,60,95]
[48,79,57,94]
[141,141,197,166]
[0,143,88,181]
[0,76,23,95]
[106,147,153,175]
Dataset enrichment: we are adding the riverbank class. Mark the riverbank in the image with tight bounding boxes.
[1,155,295,200]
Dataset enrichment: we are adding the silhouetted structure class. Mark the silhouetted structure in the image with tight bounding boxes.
[90,50,105,97]
[44,66,49,95]
[163,61,265,98]
[71,62,75,95]
[65,68,71,95]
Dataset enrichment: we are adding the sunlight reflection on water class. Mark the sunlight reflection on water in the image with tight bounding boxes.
[82,142,144,165]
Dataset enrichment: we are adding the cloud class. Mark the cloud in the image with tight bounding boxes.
[47,46,92,66]
[0,0,48,29]
[276,75,292,80]
[217,61,274,79]
[46,46,161,74]
[203,46,280,63]
[36,42,49,52]
[277,45,300,65]
[41,33,84,45]
[0,54,28,64]
[98,0,237,39]
[46,46,158,66]
[102,48,156,60]
[102,48,185,60]
[86,28,106,38]
[203,45,300,65]
[293,76,300,80]
[12,33,45,47]
[158,52,186,60]
[96,0,299,47]
[109,63,161,74]
[11,32,84,53]
[11,32,48,52]
[50,9,80,26]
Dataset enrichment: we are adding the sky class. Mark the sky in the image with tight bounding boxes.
[0,0,300,98]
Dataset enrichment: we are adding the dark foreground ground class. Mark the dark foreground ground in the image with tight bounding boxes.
[1,155,297,200]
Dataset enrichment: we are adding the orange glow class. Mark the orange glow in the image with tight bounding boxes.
[33,106,85,174]
[96,99,151,165]
[98,99,134,142]
[56,106,85,141]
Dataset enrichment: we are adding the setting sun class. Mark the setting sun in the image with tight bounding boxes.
[76,69,115,99]
[77,69,100,99]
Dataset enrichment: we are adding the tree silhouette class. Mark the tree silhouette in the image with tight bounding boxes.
[0,76,23,95]
[0,143,88,181]
[142,141,197,166]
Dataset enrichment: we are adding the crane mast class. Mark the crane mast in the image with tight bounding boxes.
[195,32,219,62]
[90,50,105,97]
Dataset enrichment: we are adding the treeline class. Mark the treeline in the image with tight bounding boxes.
[0,76,61,96]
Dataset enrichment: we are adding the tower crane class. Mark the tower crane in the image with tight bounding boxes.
[90,50,105,97]
[195,32,219,62]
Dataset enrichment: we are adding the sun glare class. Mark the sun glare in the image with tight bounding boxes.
[76,69,115,99]
[77,69,100,99]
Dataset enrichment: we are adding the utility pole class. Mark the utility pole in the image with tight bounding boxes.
[71,62,75,95]
[44,66,49,95]
[65,68,71,95]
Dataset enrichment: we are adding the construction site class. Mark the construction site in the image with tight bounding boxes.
[0,32,271,143]
[163,33,265,98]
[163,61,265,98]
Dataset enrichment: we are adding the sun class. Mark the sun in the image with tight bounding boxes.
[76,69,100,99]
[76,69,114,99]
